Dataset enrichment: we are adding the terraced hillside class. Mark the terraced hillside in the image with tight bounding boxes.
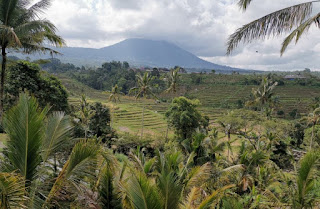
[57,73,320,136]
[57,74,170,136]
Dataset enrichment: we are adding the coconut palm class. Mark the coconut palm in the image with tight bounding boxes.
[164,67,180,140]
[246,77,278,116]
[301,107,320,150]
[129,72,157,139]
[165,67,180,93]
[108,84,123,103]
[288,150,320,208]
[218,113,244,162]
[227,1,320,55]
[107,84,124,128]
[0,0,65,115]
[0,172,26,208]
[0,93,101,208]
[78,94,94,139]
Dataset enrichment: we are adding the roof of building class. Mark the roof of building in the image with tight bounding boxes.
[284,75,307,79]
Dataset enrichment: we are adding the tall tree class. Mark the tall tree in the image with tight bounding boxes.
[0,0,65,115]
[302,108,320,150]
[165,96,208,140]
[78,94,94,139]
[165,67,180,93]
[108,84,122,103]
[0,93,101,208]
[5,60,69,111]
[107,84,123,128]
[227,1,320,55]
[246,77,278,117]
[129,72,157,139]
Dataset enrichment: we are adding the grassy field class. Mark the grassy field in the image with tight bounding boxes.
[57,73,320,137]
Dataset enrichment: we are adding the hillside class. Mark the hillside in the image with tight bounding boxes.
[14,38,246,71]
[57,72,320,137]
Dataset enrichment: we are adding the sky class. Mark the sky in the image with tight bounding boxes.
[43,0,320,71]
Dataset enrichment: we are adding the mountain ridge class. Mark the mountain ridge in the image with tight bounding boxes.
[13,38,247,71]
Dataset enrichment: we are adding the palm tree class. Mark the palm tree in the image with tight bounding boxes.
[165,67,180,93]
[246,77,278,116]
[78,94,94,139]
[107,84,123,129]
[129,72,157,139]
[0,0,64,115]
[227,1,320,55]
[302,108,320,150]
[164,67,180,140]
[108,84,123,103]
[0,93,101,208]
[0,172,26,208]
[218,113,244,162]
[289,150,320,208]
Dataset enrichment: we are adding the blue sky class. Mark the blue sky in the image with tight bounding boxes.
[43,0,320,71]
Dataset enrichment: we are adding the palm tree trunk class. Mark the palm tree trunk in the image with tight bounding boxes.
[0,46,6,117]
[84,125,88,139]
[111,108,114,129]
[53,154,57,175]
[141,103,145,139]
[165,124,169,141]
[227,131,231,161]
[310,124,315,150]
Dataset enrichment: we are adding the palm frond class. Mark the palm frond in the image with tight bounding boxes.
[98,162,122,209]
[3,93,48,183]
[0,24,21,47]
[44,140,100,207]
[0,0,20,25]
[179,187,201,209]
[227,1,314,54]
[0,172,27,209]
[238,0,253,11]
[197,184,235,209]
[185,163,211,191]
[41,112,73,162]
[157,171,183,209]
[296,150,320,206]
[218,164,246,185]
[121,171,163,209]
[281,12,320,55]
[28,0,51,16]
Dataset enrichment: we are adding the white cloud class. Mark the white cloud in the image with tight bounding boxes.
[43,0,320,71]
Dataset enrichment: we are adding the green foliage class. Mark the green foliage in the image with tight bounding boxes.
[130,72,158,99]
[41,58,77,73]
[290,122,305,148]
[2,93,48,183]
[165,67,180,93]
[89,102,113,143]
[69,61,141,94]
[293,151,320,208]
[0,172,26,208]
[5,61,69,111]
[165,97,207,140]
[246,77,278,115]
[190,73,203,85]
[0,0,65,114]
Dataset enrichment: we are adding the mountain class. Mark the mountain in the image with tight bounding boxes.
[14,38,246,71]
